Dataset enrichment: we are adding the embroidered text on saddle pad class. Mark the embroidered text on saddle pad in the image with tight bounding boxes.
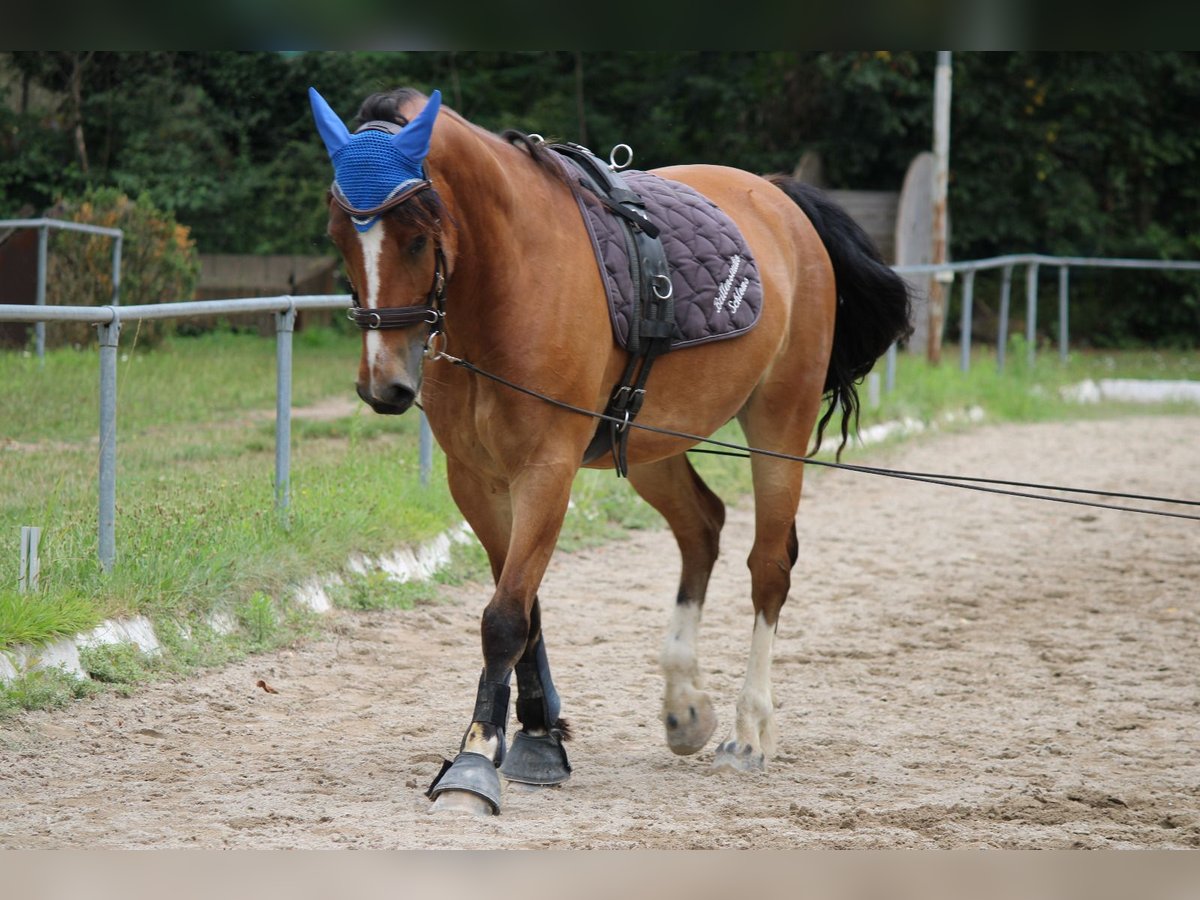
[565,166,764,351]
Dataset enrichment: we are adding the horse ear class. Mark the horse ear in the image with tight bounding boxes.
[391,89,442,166]
[308,87,350,158]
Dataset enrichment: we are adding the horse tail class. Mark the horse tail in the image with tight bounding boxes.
[765,174,914,457]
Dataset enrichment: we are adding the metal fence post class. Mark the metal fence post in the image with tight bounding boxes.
[1058,266,1069,362]
[19,526,41,592]
[275,302,297,523]
[1025,262,1040,368]
[35,225,48,363]
[959,268,976,373]
[111,234,123,306]
[996,265,1013,373]
[97,312,120,572]
[419,412,434,486]
[885,342,897,393]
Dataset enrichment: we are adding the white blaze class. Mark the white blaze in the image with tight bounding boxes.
[357,222,387,369]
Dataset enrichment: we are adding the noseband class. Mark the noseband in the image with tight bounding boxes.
[345,241,448,333]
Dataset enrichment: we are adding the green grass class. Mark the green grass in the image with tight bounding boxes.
[77,642,161,689]
[868,341,1200,430]
[2,327,1197,685]
[0,667,101,717]
[1,326,460,657]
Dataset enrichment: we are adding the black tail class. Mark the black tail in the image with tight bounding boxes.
[765,175,913,457]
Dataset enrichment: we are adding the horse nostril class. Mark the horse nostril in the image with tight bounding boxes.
[380,382,416,412]
[358,380,416,415]
[665,714,679,730]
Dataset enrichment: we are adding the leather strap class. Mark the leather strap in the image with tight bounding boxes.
[550,141,677,476]
[346,245,447,332]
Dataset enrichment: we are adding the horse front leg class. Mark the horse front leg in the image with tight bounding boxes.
[428,462,575,816]
[498,597,573,786]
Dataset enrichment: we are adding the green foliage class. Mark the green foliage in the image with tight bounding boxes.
[45,186,199,347]
[333,571,428,611]
[0,591,101,649]
[6,50,1198,344]
[235,592,278,649]
[78,642,159,686]
[0,667,100,716]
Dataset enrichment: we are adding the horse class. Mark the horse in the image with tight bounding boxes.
[308,85,912,815]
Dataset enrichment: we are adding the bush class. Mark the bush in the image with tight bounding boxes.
[45,187,199,348]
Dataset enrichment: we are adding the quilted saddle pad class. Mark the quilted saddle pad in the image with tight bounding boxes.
[561,162,764,351]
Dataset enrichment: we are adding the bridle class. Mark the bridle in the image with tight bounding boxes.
[335,118,449,348]
[344,236,448,336]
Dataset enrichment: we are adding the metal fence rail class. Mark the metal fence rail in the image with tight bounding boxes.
[1,294,386,572]
[2,251,1198,573]
[893,253,1200,374]
[0,218,124,361]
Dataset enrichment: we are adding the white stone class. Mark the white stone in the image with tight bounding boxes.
[294,576,338,613]
[1062,378,1200,405]
[30,639,86,679]
[207,611,237,636]
[78,616,161,655]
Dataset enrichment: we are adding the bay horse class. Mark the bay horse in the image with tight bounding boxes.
[309,86,911,815]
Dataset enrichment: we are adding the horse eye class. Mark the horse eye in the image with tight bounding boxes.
[408,234,428,256]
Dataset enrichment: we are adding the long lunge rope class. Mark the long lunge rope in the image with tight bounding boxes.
[439,352,1200,523]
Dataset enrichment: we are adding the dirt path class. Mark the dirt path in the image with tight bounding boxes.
[2,415,1198,848]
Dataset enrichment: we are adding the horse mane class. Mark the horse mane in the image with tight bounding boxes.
[353,88,423,128]
[349,88,445,233]
[501,130,575,191]
[349,89,573,228]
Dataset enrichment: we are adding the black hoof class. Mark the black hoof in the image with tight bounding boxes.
[426,752,502,813]
[499,730,572,786]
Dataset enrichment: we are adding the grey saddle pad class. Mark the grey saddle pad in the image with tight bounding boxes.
[562,163,764,351]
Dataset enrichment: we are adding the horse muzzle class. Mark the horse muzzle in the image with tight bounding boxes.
[357,379,417,415]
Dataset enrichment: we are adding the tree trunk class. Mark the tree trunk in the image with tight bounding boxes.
[574,51,587,146]
[68,51,93,176]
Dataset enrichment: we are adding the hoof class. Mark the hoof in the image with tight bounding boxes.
[426,752,501,815]
[663,694,717,756]
[429,790,496,816]
[500,730,572,786]
[712,739,766,773]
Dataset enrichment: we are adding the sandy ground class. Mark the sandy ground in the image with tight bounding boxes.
[2,415,1197,849]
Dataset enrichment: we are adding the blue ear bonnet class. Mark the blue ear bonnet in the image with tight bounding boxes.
[309,87,442,233]
[330,131,424,231]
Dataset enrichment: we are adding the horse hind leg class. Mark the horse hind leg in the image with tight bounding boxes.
[627,455,725,756]
[713,400,813,772]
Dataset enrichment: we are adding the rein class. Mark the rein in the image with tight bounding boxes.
[331,134,1199,523]
[424,347,1200,523]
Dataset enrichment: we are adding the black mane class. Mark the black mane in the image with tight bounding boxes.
[348,88,443,232]
[353,87,425,128]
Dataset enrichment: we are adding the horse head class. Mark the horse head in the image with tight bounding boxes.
[309,86,445,415]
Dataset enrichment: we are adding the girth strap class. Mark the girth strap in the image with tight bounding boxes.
[551,142,677,476]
